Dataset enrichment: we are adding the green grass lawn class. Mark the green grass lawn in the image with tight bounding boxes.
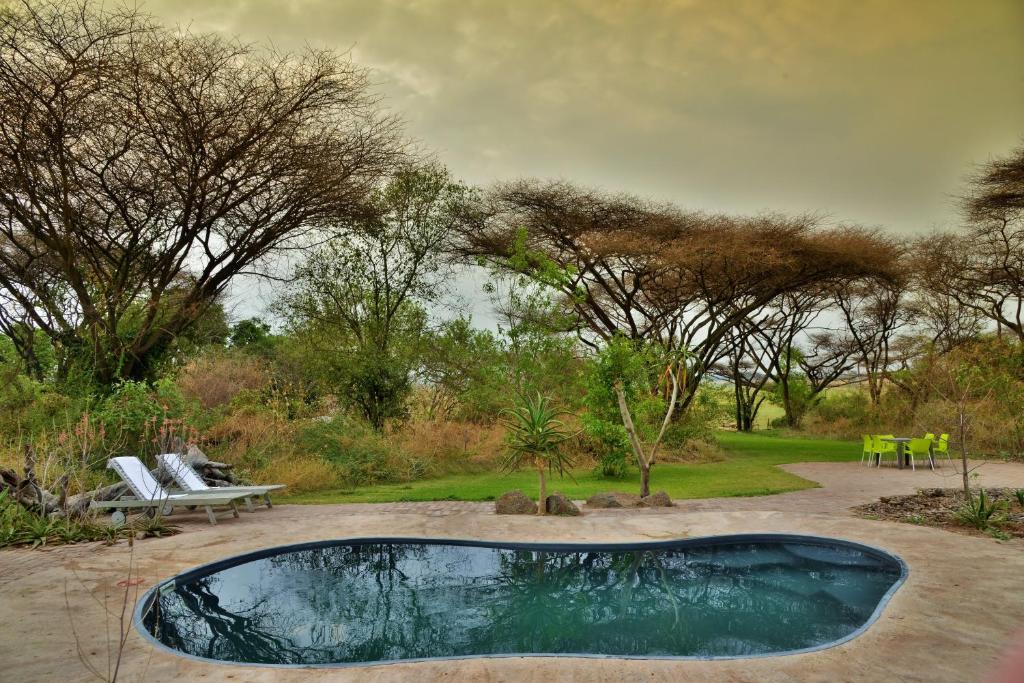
[284,431,859,505]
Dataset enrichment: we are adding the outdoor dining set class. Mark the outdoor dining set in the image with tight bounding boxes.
[861,433,953,471]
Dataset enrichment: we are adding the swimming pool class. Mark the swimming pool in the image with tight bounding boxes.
[137,534,906,667]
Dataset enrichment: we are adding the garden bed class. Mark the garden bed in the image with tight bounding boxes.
[854,488,1024,541]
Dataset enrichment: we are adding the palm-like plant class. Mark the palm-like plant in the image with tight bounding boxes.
[501,393,575,516]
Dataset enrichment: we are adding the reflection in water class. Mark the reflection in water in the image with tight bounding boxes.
[143,540,902,664]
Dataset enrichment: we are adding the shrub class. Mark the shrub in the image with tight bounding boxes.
[952,489,1006,530]
[392,419,506,473]
[582,337,670,478]
[0,365,79,437]
[579,414,631,477]
[298,416,414,487]
[204,407,294,470]
[0,490,179,548]
[248,455,341,494]
[661,387,723,448]
[177,351,270,410]
[809,388,871,426]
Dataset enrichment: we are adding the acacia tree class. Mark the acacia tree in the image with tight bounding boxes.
[740,290,859,428]
[455,180,898,415]
[915,143,1024,341]
[714,324,773,431]
[831,275,912,408]
[0,0,403,385]
[276,166,465,429]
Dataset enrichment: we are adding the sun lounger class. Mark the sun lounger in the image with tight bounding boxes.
[90,456,250,525]
[156,453,285,512]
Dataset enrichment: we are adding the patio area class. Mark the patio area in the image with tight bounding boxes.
[2,460,1024,683]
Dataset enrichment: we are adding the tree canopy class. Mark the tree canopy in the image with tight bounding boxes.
[0,0,404,385]
[455,179,900,409]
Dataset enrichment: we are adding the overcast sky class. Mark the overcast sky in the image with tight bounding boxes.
[144,0,1024,324]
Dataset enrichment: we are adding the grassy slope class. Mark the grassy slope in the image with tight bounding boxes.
[284,431,858,505]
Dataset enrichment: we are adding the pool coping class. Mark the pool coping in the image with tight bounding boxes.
[132,532,909,669]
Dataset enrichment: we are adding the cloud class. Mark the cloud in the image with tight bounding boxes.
[146,0,1024,234]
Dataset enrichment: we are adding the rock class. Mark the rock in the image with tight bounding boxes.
[639,491,673,507]
[545,493,581,516]
[586,491,641,508]
[495,490,537,515]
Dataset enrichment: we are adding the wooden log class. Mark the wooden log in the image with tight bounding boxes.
[63,481,129,518]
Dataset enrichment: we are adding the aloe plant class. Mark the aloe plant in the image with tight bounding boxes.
[501,393,575,515]
[953,489,1006,531]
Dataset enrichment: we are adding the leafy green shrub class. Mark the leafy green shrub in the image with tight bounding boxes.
[1014,489,1024,507]
[94,379,197,455]
[582,336,669,478]
[579,414,631,477]
[95,380,165,447]
[809,389,870,425]
[661,387,723,448]
[0,362,79,436]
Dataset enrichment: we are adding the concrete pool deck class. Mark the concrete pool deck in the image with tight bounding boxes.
[2,460,1024,682]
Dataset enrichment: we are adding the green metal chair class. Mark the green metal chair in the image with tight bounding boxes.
[872,435,897,467]
[861,435,873,466]
[906,437,934,471]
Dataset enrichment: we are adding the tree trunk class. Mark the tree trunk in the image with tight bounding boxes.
[640,463,651,498]
[536,461,547,516]
[958,408,971,500]
[734,382,744,431]
[614,381,650,495]
[780,378,796,427]
[867,371,882,408]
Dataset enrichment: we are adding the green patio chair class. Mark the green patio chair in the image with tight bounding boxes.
[871,435,897,467]
[861,435,873,466]
[906,437,934,471]
[933,433,953,467]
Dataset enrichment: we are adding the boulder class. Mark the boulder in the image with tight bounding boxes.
[639,491,673,508]
[586,491,641,508]
[545,493,581,516]
[495,490,538,515]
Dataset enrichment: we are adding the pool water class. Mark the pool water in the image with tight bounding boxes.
[140,536,905,665]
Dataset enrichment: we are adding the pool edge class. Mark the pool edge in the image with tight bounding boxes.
[132,532,909,669]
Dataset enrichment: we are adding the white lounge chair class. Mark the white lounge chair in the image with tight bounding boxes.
[90,456,250,526]
[157,452,285,512]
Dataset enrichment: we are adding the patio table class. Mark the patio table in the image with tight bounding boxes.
[880,437,913,469]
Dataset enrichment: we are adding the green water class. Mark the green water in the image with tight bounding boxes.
[144,538,903,664]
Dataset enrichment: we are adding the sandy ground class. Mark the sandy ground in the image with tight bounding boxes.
[2,460,1024,683]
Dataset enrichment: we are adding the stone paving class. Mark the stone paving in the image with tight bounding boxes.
[2,459,1024,682]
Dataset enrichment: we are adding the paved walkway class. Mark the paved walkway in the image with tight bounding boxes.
[2,460,1024,683]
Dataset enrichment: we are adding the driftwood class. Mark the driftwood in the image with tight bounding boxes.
[0,445,63,515]
[1,443,241,519]
[167,444,240,487]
